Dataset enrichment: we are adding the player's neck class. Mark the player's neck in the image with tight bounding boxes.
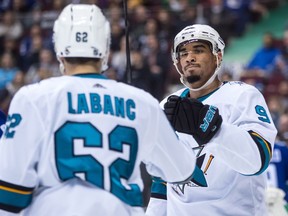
[65,64,101,75]
[189,79,222,99]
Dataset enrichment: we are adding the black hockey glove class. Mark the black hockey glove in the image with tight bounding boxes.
[193,104,223,145]
[163,95,222,145]
[163,95,203,135]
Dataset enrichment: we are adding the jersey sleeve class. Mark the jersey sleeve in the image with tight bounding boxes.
[208,86,277,175]
[142,104,196,184]
[0,87,44,213]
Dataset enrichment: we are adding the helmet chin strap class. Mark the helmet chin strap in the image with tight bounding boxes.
[57,57,65,75]
[175,54,221,92]
[59,63,65,75]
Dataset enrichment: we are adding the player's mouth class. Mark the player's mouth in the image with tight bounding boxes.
[184,64,200,70]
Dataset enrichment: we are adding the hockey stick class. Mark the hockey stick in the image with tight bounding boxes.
[123,0,132,84]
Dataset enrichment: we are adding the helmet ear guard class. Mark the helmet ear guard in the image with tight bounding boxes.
[53,4,111,73]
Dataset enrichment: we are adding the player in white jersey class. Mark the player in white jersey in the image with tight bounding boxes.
[145,24,278,216]
[0,4,197,216]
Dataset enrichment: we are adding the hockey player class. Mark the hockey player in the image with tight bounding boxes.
[265,140,288,216]
[146,24,278,216]
[0,4,197,216]
[267,141,288,202]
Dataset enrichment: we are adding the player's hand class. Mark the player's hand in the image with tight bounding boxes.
[164,95,201,135]
[193,104,222,145]
[163,95,222,145]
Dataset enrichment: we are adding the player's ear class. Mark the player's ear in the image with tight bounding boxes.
[218,51,223,62]
[214,51,222,66]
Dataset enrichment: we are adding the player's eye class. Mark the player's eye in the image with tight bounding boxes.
[179,51,189,57]
[194,49,204,54]
[178,49,205,59]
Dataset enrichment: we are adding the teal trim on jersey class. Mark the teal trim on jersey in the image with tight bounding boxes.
[197,87,222,102]
[253,136,271,175]
[0,189,32,210]
[180,88,190,98]
[248,131,272,175]
[73,73,108,79]
[151,177,167,196]
[179,84,224,102]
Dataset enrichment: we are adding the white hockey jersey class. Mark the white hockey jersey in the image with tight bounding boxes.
[0,74,196,216]
[146,81,278,216]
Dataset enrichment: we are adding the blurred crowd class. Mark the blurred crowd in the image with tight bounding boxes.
[0,0,288,207]
[0,0,285,103]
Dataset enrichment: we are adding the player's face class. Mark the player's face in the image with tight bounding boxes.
[178,41,218,89]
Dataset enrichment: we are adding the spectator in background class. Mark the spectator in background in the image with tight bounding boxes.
[168,0,191,13]
[22,2,46,28]
[142,34,169,100]
[223,0,267,37]
[173,4,197,33]
[278,79,288,110]
[0,10,23,41]
[0,52,20,90]
[19,23,42,56]
[130,5,149,40]
[0,71,24,113]
[137,18,159,53]
[19,23,48,71]
[0,37,22,69]
[25,48,60,84]
[110,21,124,52]
[41,0,65,30]
[106,4,124,29]
[203,0,235,46]
[278,111,288,143]
[156,8,175,53]
[274,29,288,79]
[0,0,36,13]
[242,32,281,87]
[107,4,125,52]
[263,31,288,97]
[130,50,152,92]
[111,35,128,81]
[267,95,285,128]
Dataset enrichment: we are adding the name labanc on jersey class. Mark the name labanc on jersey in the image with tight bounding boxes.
[4,90,137,140]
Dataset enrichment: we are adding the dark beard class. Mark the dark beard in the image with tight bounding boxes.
[185,75,201,84]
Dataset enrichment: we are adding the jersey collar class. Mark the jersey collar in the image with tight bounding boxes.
[180,82,226,102]
[72,73,108,79]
